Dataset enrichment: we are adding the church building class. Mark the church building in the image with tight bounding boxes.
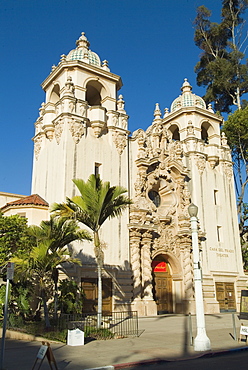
[1,32,246,315]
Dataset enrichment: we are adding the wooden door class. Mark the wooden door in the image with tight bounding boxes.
[216,282,236,311]
[153,271,172,314]
[81,278,112,314]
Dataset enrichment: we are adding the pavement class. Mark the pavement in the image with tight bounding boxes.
[1,313,248,370]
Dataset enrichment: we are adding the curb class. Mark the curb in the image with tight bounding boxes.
[83,345,248,370]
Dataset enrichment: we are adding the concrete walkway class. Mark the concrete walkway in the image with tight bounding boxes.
[2,313,248,370]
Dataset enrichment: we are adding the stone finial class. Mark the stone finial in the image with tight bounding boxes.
[39,102,45,117]
[65,76,75,95]
[153,103,161,120]
[208,103,214,113]
[60,54,67,62]
[181,78,192,93]
[102,60,110,71]
[51,65,56,72]
[117,95,126,113]
[76,32,90,49]
[163,108,169,117]
[221,132,228,146]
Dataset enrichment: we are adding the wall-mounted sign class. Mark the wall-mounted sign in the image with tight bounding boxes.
[152,261,167,272]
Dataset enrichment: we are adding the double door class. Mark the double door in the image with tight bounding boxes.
[81,278,112,314]
[215,282,236,311]
[153,271,172,314]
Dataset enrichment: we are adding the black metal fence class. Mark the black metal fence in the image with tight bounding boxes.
[57,311,139,339]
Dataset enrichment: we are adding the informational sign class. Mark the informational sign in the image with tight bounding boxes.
[240,325,248,336]
[152,261,167,272]
[37,344,48,359]
[6,262,14,280]
[67,328,84,346]
[32,341,58,370]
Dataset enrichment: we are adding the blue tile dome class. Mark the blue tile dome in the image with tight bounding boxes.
[67,32,101,67]
[171,79,206,112]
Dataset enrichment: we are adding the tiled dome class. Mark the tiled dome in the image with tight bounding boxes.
[67,32,101,67]
[171,79,206,112]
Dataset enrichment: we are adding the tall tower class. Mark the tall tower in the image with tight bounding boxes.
[32,32,129,204]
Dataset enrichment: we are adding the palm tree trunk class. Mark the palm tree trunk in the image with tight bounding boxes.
[97,263,102,328]
[94,231,103,329]
[41,289,51,328]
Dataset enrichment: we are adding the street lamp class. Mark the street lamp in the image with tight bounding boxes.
[188,203,211,351]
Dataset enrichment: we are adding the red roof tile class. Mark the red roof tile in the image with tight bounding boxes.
[1,194,49,210]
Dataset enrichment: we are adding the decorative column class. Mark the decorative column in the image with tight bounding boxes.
[129,230,142,300]
[141,231,157,316]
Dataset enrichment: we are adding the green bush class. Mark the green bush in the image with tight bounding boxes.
[84,327,114,340]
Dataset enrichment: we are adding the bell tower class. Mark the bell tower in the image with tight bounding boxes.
[31,32,129,204]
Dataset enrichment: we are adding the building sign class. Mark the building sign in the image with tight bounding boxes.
[240,290,248,320]
[152,261,167,272]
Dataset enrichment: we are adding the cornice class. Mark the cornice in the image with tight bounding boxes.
[41,60,123,90]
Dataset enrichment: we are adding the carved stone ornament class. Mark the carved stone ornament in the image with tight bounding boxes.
[34,134,43,160]
[54,118,64,144]
[153,225,177,255]
[187,120,194,136]
[196,154,206,174]
[223,162,233,181]
[113,131,127,155]
[69,118,85,144]
[78,103,86,117]
[64,76,75,96]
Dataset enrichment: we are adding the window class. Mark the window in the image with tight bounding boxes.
[214,190,218,205]
[17,213,26,219]
[217,226,222,242]
[94,163,101,176]
[148,190,161,207]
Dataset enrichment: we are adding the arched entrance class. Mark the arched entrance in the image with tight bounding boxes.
[152,255,172,314]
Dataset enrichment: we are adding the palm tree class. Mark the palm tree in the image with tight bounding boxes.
[30,217,91,320]
[12,217,91,326]
[51,174,132,327]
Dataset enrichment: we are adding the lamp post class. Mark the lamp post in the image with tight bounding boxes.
[188,203,211,351]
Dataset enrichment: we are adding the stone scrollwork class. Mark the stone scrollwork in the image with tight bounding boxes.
[54,118,64,144]
[113,131,127,155]
[69,118,85,144]
[33,134,43,160]
[196,154,206,174]
[223,162,233,181]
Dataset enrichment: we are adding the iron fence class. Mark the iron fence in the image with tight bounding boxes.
[58,311,139,339]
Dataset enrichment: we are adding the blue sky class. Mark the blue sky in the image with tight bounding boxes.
[1,0,225,195]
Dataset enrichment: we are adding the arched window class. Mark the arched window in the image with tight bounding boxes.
[50,84,60,104]
[86,80,103,106]
[169,124,180,141]
[201,126,209,143]
[148,190,161,207]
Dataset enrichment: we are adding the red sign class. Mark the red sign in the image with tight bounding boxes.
[152,261,167,272]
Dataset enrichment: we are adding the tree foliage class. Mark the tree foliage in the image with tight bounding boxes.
[223,106,248,239]
[12,217,90,327]
[194,0,248,112]
[51,174,132,326]
[0,213,32,267]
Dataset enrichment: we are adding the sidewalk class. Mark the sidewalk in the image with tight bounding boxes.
[2,313,248,370]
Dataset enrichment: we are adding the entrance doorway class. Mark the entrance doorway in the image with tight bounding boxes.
[152,256,172,314]
[215,282,236,312]
[81,278,112,314]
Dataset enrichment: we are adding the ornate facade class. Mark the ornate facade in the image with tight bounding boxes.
[4,32,247,316]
